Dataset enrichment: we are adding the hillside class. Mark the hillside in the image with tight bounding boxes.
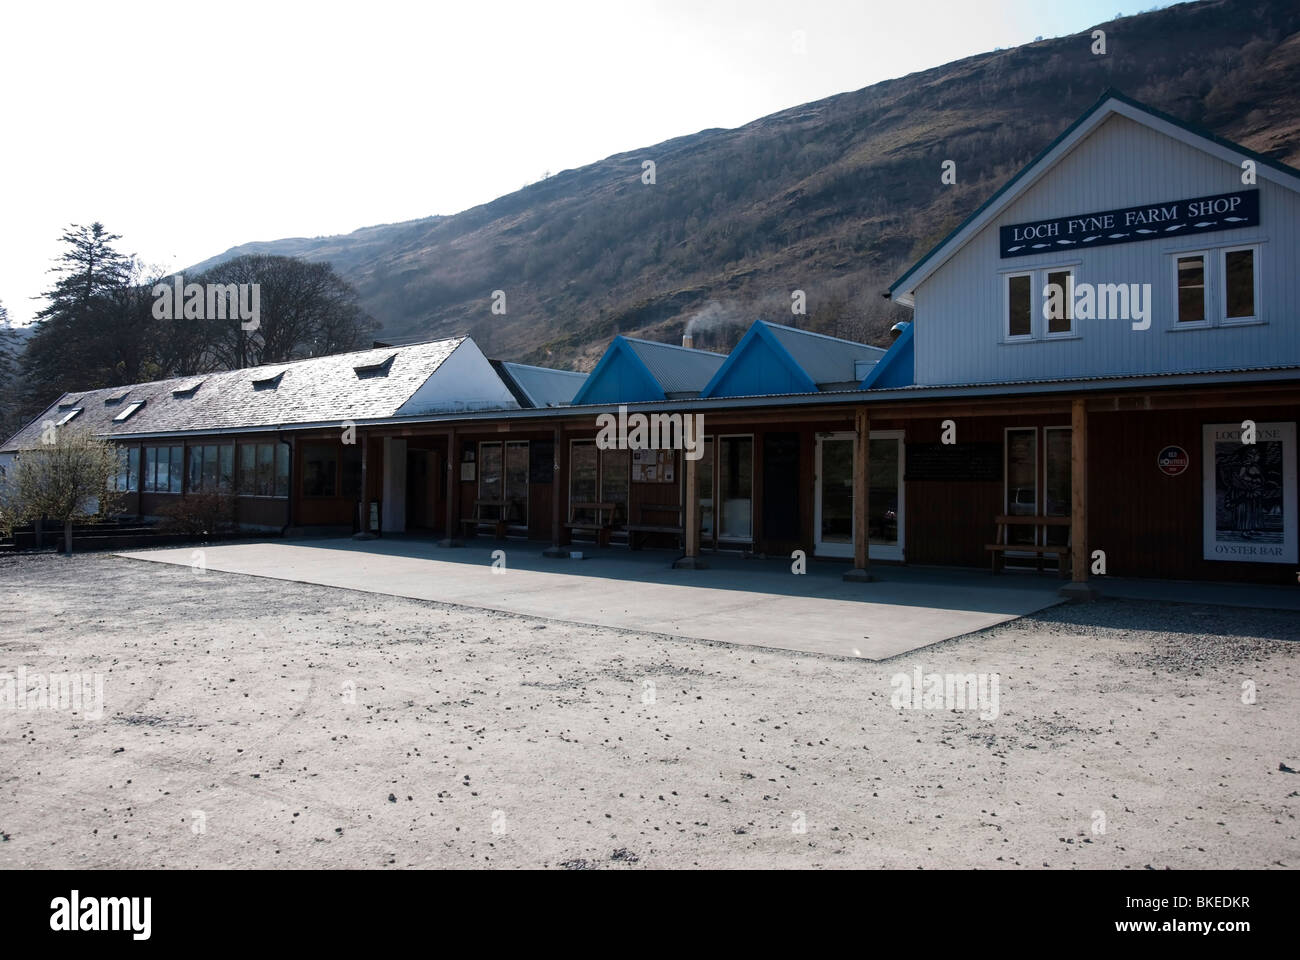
[191,0,1300,369]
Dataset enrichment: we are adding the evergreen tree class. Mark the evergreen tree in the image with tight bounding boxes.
[21,223,133,415]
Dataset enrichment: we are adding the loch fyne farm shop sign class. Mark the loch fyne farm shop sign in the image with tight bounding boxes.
[1000,189,1258,258]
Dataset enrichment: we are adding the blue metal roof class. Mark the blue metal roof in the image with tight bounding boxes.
[571,336,726,405]
[497,361,586,407]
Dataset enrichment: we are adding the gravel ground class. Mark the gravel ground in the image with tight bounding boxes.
[0,551,1296,869]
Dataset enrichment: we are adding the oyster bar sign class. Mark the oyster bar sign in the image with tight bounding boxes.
[1000,189,1258,258]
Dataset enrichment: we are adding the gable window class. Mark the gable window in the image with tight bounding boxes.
[1004,266,1075,340]
[1045,270,1073,335]
[1175,253,1207,324]
[1006,274,1032,339]
[1223,246,1258,322]
[143,445,183,493]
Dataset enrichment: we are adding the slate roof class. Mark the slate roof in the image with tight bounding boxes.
[2,338,466,451]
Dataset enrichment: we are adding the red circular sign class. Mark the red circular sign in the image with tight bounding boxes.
[1157,445,1189,477]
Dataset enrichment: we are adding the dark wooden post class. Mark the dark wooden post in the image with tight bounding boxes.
[844,406,873,581]
[1061,397,1096,599]
[438,427,463,547]
[543,425,568,557]
[673,421,707,569]
[353,430,375,539]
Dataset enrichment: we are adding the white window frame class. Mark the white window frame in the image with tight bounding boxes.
[1042,267,1076,339]
[716,433,754,544]
[1003,271,1035,342]
[1220,243,1261,326]
[1003,427,1038,550]
[1171,250,1211,328]
[1001,262,1080,342]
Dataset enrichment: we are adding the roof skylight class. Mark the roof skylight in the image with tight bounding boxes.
[112,400,145,422]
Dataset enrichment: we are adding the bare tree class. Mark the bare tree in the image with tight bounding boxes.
[195,255,376,369]
[9,425,122,555]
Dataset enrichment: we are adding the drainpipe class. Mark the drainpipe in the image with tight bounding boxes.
[279,432,295,537]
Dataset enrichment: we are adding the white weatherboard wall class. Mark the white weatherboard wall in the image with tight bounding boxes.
[912,114,1300,386]
[396,339,519,416]
[382,438,406,533]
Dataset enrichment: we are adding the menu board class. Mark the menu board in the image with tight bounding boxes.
[632,448,675,483]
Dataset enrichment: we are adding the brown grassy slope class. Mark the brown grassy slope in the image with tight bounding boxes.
[192,0,1300,369]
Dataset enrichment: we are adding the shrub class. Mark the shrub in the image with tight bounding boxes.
[155,492,237,539]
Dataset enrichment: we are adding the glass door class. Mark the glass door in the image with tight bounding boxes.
[718,435,753,543]
[869,432,904,561]
[1004,428,1038,548]
[815,431,905,560]
[815,433,854,558]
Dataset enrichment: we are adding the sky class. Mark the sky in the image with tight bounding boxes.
[0,0,1172,327]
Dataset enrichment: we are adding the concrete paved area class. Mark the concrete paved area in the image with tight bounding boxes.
[117,537,1066,660]
[1096,575,1300,611]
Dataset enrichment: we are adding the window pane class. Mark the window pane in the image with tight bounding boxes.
[219,445,233,491]
[1177,255,1205,323]
[199,445,215,491]
[239,445,256,494]
[697,437,714,538]
[1044,429,1072,547]
[600,448,629,526]
[1225,249,1255,319]
[188,446,201,493]
[341,444,362,500]
[569,441,598,519]
[274,444,289,497]
[1046,270,1072,334]
[505,441,529,525]
[170,447,183,492]
[1005,428,1037,546]
[256,444,274,496]
[868,438,900,546]
[302,443,337,497]
[479,442,503,517]
[820,437,853,544]
[719,436,753,540]
[1008,274,1032,337]
[144,447,157,493]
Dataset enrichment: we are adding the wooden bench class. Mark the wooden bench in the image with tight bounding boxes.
[461,499,508,540]
[986,515,1071,576]
[626,504,685,550]
[565,501,617,548]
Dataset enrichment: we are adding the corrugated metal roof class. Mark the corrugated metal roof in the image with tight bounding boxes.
[497,361,586,407]
[3,338,465,452]
[761,322,887,388]
[622,338,726,397]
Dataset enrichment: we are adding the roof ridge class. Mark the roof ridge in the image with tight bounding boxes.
[621,336,728,356]
[759,320,886,350]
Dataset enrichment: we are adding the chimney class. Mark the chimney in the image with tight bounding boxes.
[681,333,694,350]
